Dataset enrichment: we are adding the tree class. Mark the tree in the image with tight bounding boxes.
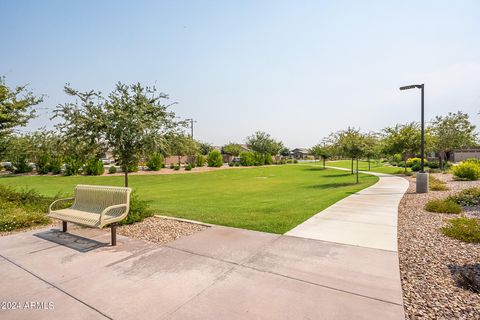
[362,132,381,171]
[430,111,477,170]
[167,134,199,166]
[0,77,42,158]
[279,147,290,157]
[336,127,366,183]
[198,142,214,155]
[382,123,421,173]
[52,85,107,161]
[246,131,283,156]
[309,144,331,168]
[222,142,242,156]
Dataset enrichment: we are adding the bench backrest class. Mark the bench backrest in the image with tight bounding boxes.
[72,185,132,214]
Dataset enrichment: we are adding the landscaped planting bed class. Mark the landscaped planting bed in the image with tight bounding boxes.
[398,173,480,319]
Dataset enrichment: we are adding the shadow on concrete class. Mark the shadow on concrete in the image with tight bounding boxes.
[448,263,480,293]
[34,229,107,253]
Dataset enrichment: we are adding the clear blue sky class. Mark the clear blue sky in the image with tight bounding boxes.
[1,0,479,148]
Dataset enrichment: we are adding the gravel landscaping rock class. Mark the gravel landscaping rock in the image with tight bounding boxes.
[398,173,480,319]
[118,216,208,245]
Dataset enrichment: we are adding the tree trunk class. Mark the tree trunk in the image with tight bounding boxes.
[323,158,326,169]
[368,157,371,171]
[351,158,354,174]
[404,159,407,174]
[356,158,359,184]
[124,170,128,188]
[178,155,181,167]
[439,151,444,171]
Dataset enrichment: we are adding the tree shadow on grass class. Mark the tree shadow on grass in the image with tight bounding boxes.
[447,263,480,293]
[305,182,358,189]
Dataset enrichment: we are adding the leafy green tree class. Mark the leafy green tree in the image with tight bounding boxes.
[430,111,477,170]
[246,131,283,156]
[0,77,42,158]
[336,127,366,183]
[362,132,381,171]
[279,147,290,157]
[382,123,421,173]
[198,142,214,155]
[309,144,332,169]
[167,134,199,166]
[222,142,242,156]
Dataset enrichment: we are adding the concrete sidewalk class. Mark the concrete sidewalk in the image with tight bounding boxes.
[286,167,409,251]
[0,224,405,319]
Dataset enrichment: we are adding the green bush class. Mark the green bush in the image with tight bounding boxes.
[406,157,428,168]
[49,157,63,174]
[234,162,240,167]
[12,155,33,174]
[441,217,480,243]
[448,187,480,206]
[195,154,206,167]
[424,198,462,214]
[36,154,50,174]
[464,158,480,165]
[253,152,265,166]
[185,164,192,171]
[108,165,117,174]
[146,153,164,171]
[84,158,104,175]
[428,160,440,169]
[294,159,298,164]
[207,150,223,167]
[452,161,480,180]
[169,163,175,169]
[174,165,180,171]
[64,157,83,176]
[118,192,154,225]
[228,162,234,167]
[121,163,139,173]
[240,151,256,166]
[0,186,56,231]
[264,154,273,165]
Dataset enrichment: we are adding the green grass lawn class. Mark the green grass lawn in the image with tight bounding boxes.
[0,165,378,234]
[321,159,408,174]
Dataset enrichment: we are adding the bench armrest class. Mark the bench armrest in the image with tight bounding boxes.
[100,204,129,225]
[48,197,75,214]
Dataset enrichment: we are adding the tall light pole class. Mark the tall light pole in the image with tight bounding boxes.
[400,83,428,193]
[185,118,197,139]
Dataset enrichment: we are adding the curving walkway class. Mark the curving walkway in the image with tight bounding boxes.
[286,166,409,251]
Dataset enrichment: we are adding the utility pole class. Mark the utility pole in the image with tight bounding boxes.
[185,118,197,139]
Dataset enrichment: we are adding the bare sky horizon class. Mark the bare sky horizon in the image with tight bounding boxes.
[1,0,479,148]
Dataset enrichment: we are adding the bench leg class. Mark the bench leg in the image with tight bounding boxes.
[62,221,67,232]
[111,224,117,246]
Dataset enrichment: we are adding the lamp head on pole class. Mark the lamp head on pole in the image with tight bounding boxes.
[399,84,423,90]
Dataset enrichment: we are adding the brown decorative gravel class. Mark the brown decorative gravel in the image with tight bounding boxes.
[398,173,480,319]
[117,216,208,245]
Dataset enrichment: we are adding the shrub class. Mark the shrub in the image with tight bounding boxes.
[464,158,480,165]
[253,152,265,166]
[406,157,428,168]
[174,165,180,171]
[108,165,117,174]
[12,155,33,174]
[84,158,105,175]
[207,150,223,167]
[428,160,440,169]
[49,157,63,174]
[228,162,234,167]
[0,186,55,231]
[448,187,480,206]
[64,157,83,176]
[429,175,448,191]
[264,154,273,165]
[452,161,480,180]
[185,164,192,171]
[169,163,175,169]
[195,154,206,167]
[118,192,154,225]
[240,151,256,166]
[294,159,298,164]
[36,154,50,174]
[424,198,462,214]
[121,163,139,173]
[146,153,164,171]
[441,217,480,243]
[234,162,240,167]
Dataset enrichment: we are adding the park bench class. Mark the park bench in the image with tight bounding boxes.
[48,185,132,246]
